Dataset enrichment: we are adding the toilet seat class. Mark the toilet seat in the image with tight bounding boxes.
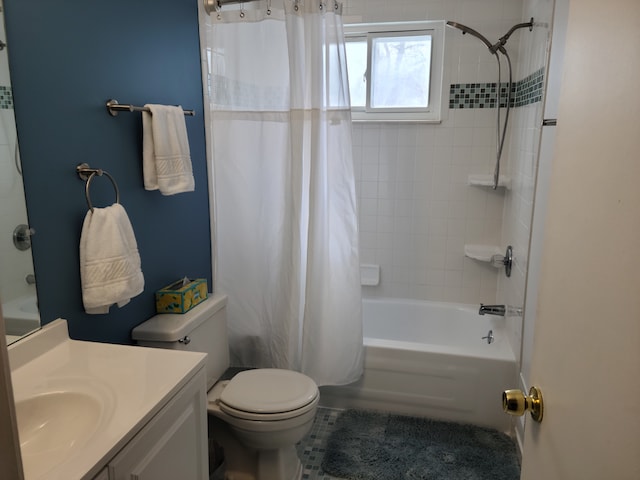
[216,368,319,421]
[219,396,318,421]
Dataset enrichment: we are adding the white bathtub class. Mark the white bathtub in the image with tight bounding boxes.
[3,294,40,334]
[319,298,517,432]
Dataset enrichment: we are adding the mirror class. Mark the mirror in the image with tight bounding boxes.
[0,3,39,345]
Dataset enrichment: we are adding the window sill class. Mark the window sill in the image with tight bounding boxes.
[351,117,442,124]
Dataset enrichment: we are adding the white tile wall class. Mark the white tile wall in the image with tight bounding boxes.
[498,0,552,318]
[498,0,555,447]
[354,113,507,304]
[345,0,530,304]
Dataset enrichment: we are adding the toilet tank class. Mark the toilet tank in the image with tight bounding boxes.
[132,293,229,390]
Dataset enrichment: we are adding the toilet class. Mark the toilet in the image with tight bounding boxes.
[132,293,319,480]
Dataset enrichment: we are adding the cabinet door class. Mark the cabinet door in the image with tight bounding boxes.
[93,468,109,480]
[109,370,208,480]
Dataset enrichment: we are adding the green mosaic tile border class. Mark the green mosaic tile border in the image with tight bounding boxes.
[448,83,511,109]
[0,85,13,109]
[513,67,544,107]
[449,67,544,109]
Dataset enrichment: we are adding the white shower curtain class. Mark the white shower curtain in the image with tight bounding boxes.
[200,0,363,386]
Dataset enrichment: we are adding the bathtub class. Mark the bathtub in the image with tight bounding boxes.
[319,298,517,432]
[3,294,40,340]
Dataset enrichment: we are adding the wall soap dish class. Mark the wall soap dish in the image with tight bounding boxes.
[465,245,513,277]
[464,245,502,262]
[360,264,380,286]
[467,174,511,189]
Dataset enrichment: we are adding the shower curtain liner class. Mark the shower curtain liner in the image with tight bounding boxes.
[201,0,363,386]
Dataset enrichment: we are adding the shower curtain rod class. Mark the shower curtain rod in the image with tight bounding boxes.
[204,0,258,15]
[219,0,257,4]
[206,0,336,14]
[208,0,259,8]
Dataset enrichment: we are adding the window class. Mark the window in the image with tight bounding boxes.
[344,21,445,122]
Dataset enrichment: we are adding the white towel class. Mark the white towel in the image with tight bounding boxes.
[80,203,145,314]
[142,104,195,195]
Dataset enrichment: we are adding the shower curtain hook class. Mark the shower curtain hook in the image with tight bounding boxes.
[266,0,272,15]
[239,1,245,18]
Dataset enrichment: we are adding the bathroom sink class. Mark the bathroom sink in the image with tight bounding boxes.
[8,319,206,479]
[15,391,103,478]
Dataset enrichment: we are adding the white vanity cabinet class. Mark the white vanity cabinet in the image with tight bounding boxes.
[9,320,209,480]
[105,369,208,480]
[93,469,109,480]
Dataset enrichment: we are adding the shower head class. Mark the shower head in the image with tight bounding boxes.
[446,21,494,51]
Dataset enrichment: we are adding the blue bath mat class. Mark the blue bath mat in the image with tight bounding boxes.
[321,409,520,480]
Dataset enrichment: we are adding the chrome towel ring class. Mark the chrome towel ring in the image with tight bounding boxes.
[76,163,120,212]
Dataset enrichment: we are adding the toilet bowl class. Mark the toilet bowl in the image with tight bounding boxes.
[131,294,319,480]
[207,369,319,479]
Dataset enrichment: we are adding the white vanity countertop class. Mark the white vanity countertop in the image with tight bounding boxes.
[8,319,207,480]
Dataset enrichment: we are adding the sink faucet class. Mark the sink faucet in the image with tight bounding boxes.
[479,304,506,316]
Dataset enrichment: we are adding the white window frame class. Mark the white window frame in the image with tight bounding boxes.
[344,21,445,123]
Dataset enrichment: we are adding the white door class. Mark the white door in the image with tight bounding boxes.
[520,0,640,478]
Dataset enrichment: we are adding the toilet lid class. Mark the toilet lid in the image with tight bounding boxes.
[219,368,318,414]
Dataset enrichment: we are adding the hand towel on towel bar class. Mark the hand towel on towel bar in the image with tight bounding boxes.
[142,104,195,195]
[80,203,145,314]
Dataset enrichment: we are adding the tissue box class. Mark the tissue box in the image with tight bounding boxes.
[155,278,208,314]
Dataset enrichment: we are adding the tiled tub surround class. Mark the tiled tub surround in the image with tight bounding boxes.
[345,0,549,308]
[354,114,503,304]
[347,0,554,458]
[354,105,535,305]
[354,74,545,306]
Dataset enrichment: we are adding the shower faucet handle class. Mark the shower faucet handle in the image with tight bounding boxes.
[491,245,513,277]
[13,224,36,251]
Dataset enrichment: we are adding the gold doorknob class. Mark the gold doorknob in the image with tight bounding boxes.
[502,386,543,422]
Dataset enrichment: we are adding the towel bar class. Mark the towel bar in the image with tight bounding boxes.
[76,163,120,212]
[106,99,195,117]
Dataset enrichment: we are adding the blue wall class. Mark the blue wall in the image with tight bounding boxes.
[4,0,212,344]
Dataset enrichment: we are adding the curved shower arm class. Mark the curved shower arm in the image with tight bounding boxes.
[489,18,534,54]
[445,21,494,50]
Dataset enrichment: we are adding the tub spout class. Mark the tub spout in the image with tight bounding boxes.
[479,304,506,316]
